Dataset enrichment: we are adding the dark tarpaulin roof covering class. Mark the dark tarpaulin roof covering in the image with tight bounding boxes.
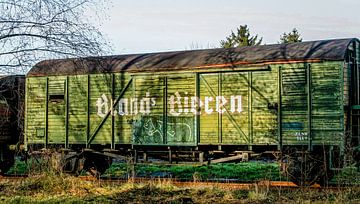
[28,38,358,76]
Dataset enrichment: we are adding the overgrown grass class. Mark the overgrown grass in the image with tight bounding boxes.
[6,158,282,181]
[0,171,119,203]
[6,158,360,185]
[333,165,360,184]
[6,158,28,175]
[1,173,360,203]
[104,161,282,181]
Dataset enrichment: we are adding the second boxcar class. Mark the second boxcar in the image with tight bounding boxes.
[0,75,24,174]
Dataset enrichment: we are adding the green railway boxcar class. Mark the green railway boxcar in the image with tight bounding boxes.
[0,75,25,174]
[25,38,360,185]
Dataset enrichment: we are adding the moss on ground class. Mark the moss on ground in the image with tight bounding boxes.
[7,158,360,184]
[104,161,282,181]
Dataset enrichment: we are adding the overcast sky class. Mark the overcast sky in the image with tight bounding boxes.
[94,0,360,54]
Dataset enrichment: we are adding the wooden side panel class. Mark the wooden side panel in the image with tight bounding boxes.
[89,74,112,144]
[166,75,196,145]
[281,62,344,145]
[53,73,134,145]
[68,75,88,144]
[199,70,277,145]
[343,62,350,106]
[199,74,219,144]
[311,62,343,144]
[114,73,133,144]
[47,76,66,143]
[26,77,47,144]
[281,64,308,144]
[343,62,350,133]
[132,75,165,145]
[251,70,278,144]
[221,73,250,144]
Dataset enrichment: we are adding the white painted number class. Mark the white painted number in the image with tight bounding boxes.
[295,132,308,141]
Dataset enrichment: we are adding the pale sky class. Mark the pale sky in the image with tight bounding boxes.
[95,0,360,54]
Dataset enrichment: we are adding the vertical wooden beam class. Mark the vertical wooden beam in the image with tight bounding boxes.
[111,74,115,149]
[346,60,353,157]
[218,73,222,144]
[65,76,69,149]
[45,77,49,148]
[278,66,283,151]
[132,76,135,147]
[355,42,360,144]
[249,72,253,144]
[163,76,168,144]
[86,75,90,148]
[307,64,312,151]
[195,73,200,144]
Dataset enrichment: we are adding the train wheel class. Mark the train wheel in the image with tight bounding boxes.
[60,153,84,176]
[83,153,112,177]
[286,152,327,186]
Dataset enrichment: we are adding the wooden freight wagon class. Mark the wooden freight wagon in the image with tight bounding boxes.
[0,75,25,174]
[25,38,360,185]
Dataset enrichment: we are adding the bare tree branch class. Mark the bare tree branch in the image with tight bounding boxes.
[0,0,111,74]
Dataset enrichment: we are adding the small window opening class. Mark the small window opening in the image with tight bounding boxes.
[49,94,64,102]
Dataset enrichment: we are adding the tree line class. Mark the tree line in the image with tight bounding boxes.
[220,25,302,48]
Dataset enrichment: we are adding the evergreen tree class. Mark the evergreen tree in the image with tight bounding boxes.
[220,25,263,48]
[279,28,302,44]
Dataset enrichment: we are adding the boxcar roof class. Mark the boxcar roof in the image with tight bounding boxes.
[28,38,358,76]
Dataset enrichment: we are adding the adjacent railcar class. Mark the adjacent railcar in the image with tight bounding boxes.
[25,38,360,184]
[0,75,24,174]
